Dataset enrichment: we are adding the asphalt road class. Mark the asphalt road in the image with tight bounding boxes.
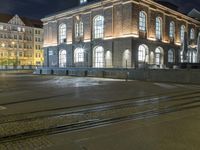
[0,74,200,150]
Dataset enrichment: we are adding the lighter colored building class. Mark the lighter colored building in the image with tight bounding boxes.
[0,13,44,66]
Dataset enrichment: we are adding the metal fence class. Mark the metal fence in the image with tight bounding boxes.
[0,65,38,70]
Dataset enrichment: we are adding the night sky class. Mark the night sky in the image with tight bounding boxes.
[0,0,199,20]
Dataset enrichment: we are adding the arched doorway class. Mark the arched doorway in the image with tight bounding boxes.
[138,44,149,63]
[74,48,85,63]
[59,50,67,68]
[122,49,131,68]
[155,47,164,65]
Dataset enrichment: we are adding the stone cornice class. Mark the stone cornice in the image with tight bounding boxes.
[41,0,200,26]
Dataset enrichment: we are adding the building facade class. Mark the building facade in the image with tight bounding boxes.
[42,0,200,69]
[0,13,44,66]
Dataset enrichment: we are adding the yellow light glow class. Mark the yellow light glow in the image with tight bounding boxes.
[84,39,91,42]
[147,37,156,41]
[67,42,72,44]
[1,43,5,47]
[175,42,181,46]
[43,43,58,47]
[104,34,139,40]
[162,40,170,43]
[189,45,197,48]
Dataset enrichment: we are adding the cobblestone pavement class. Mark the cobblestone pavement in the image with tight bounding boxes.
[0,74,200,149]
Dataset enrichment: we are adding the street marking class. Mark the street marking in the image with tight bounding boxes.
[0,106,6,110]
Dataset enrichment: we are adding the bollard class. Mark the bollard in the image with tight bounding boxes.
[126,71,129,82]
[102,71,106,78]
[66,70,69,76]
[84,70,88,77]
[51,69,54,75]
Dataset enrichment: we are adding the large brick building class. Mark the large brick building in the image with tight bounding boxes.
[42,0,200,69]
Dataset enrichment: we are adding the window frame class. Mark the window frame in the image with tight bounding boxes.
[93,15,104,39]
[59,24,67,44]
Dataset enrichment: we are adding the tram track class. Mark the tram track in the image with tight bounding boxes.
[0,98,199,144]
[0,87,193,107]
[0,89,200,143]
[0,89,199,124]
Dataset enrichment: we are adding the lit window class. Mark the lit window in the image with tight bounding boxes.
[190,28,195,40]
[155,48,161,65]
[156,17,162,40]
[169,21,175,39]
[75,21,83,37]
[59,50,67,68]
[80,0,87,4]
[180,25,185,42]
[188,51,197,63]
[138,45,147,62]
[74,48,85,63]
[139,11,147,31]
[0,25,4,30]
[18,27,21,32]
[93,46,104,68]
[93,15,104,39]
[59,24,67,44]
[80,22,83,36]
[168,49,174,63]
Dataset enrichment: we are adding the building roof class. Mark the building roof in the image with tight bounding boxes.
[0,13,13,23]
[0,12,43,28]
[188,9,200,21]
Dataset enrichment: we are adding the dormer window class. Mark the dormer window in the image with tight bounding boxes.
[80,0,87,5]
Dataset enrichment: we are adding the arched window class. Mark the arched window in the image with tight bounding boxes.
[93,46,104,68]
[59,24,66,44]
[59,50,67,68]
[138,44,148,62]
[75,21,83,37]
[190,28,195,40]
[168,49,174,63]
[139,11,147,31]
[74,48,85,63]
[156,17,162,40]
[169,21,175,39]
[93,15,104,39]
[155,48,162,65]
[180,25,185,42]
